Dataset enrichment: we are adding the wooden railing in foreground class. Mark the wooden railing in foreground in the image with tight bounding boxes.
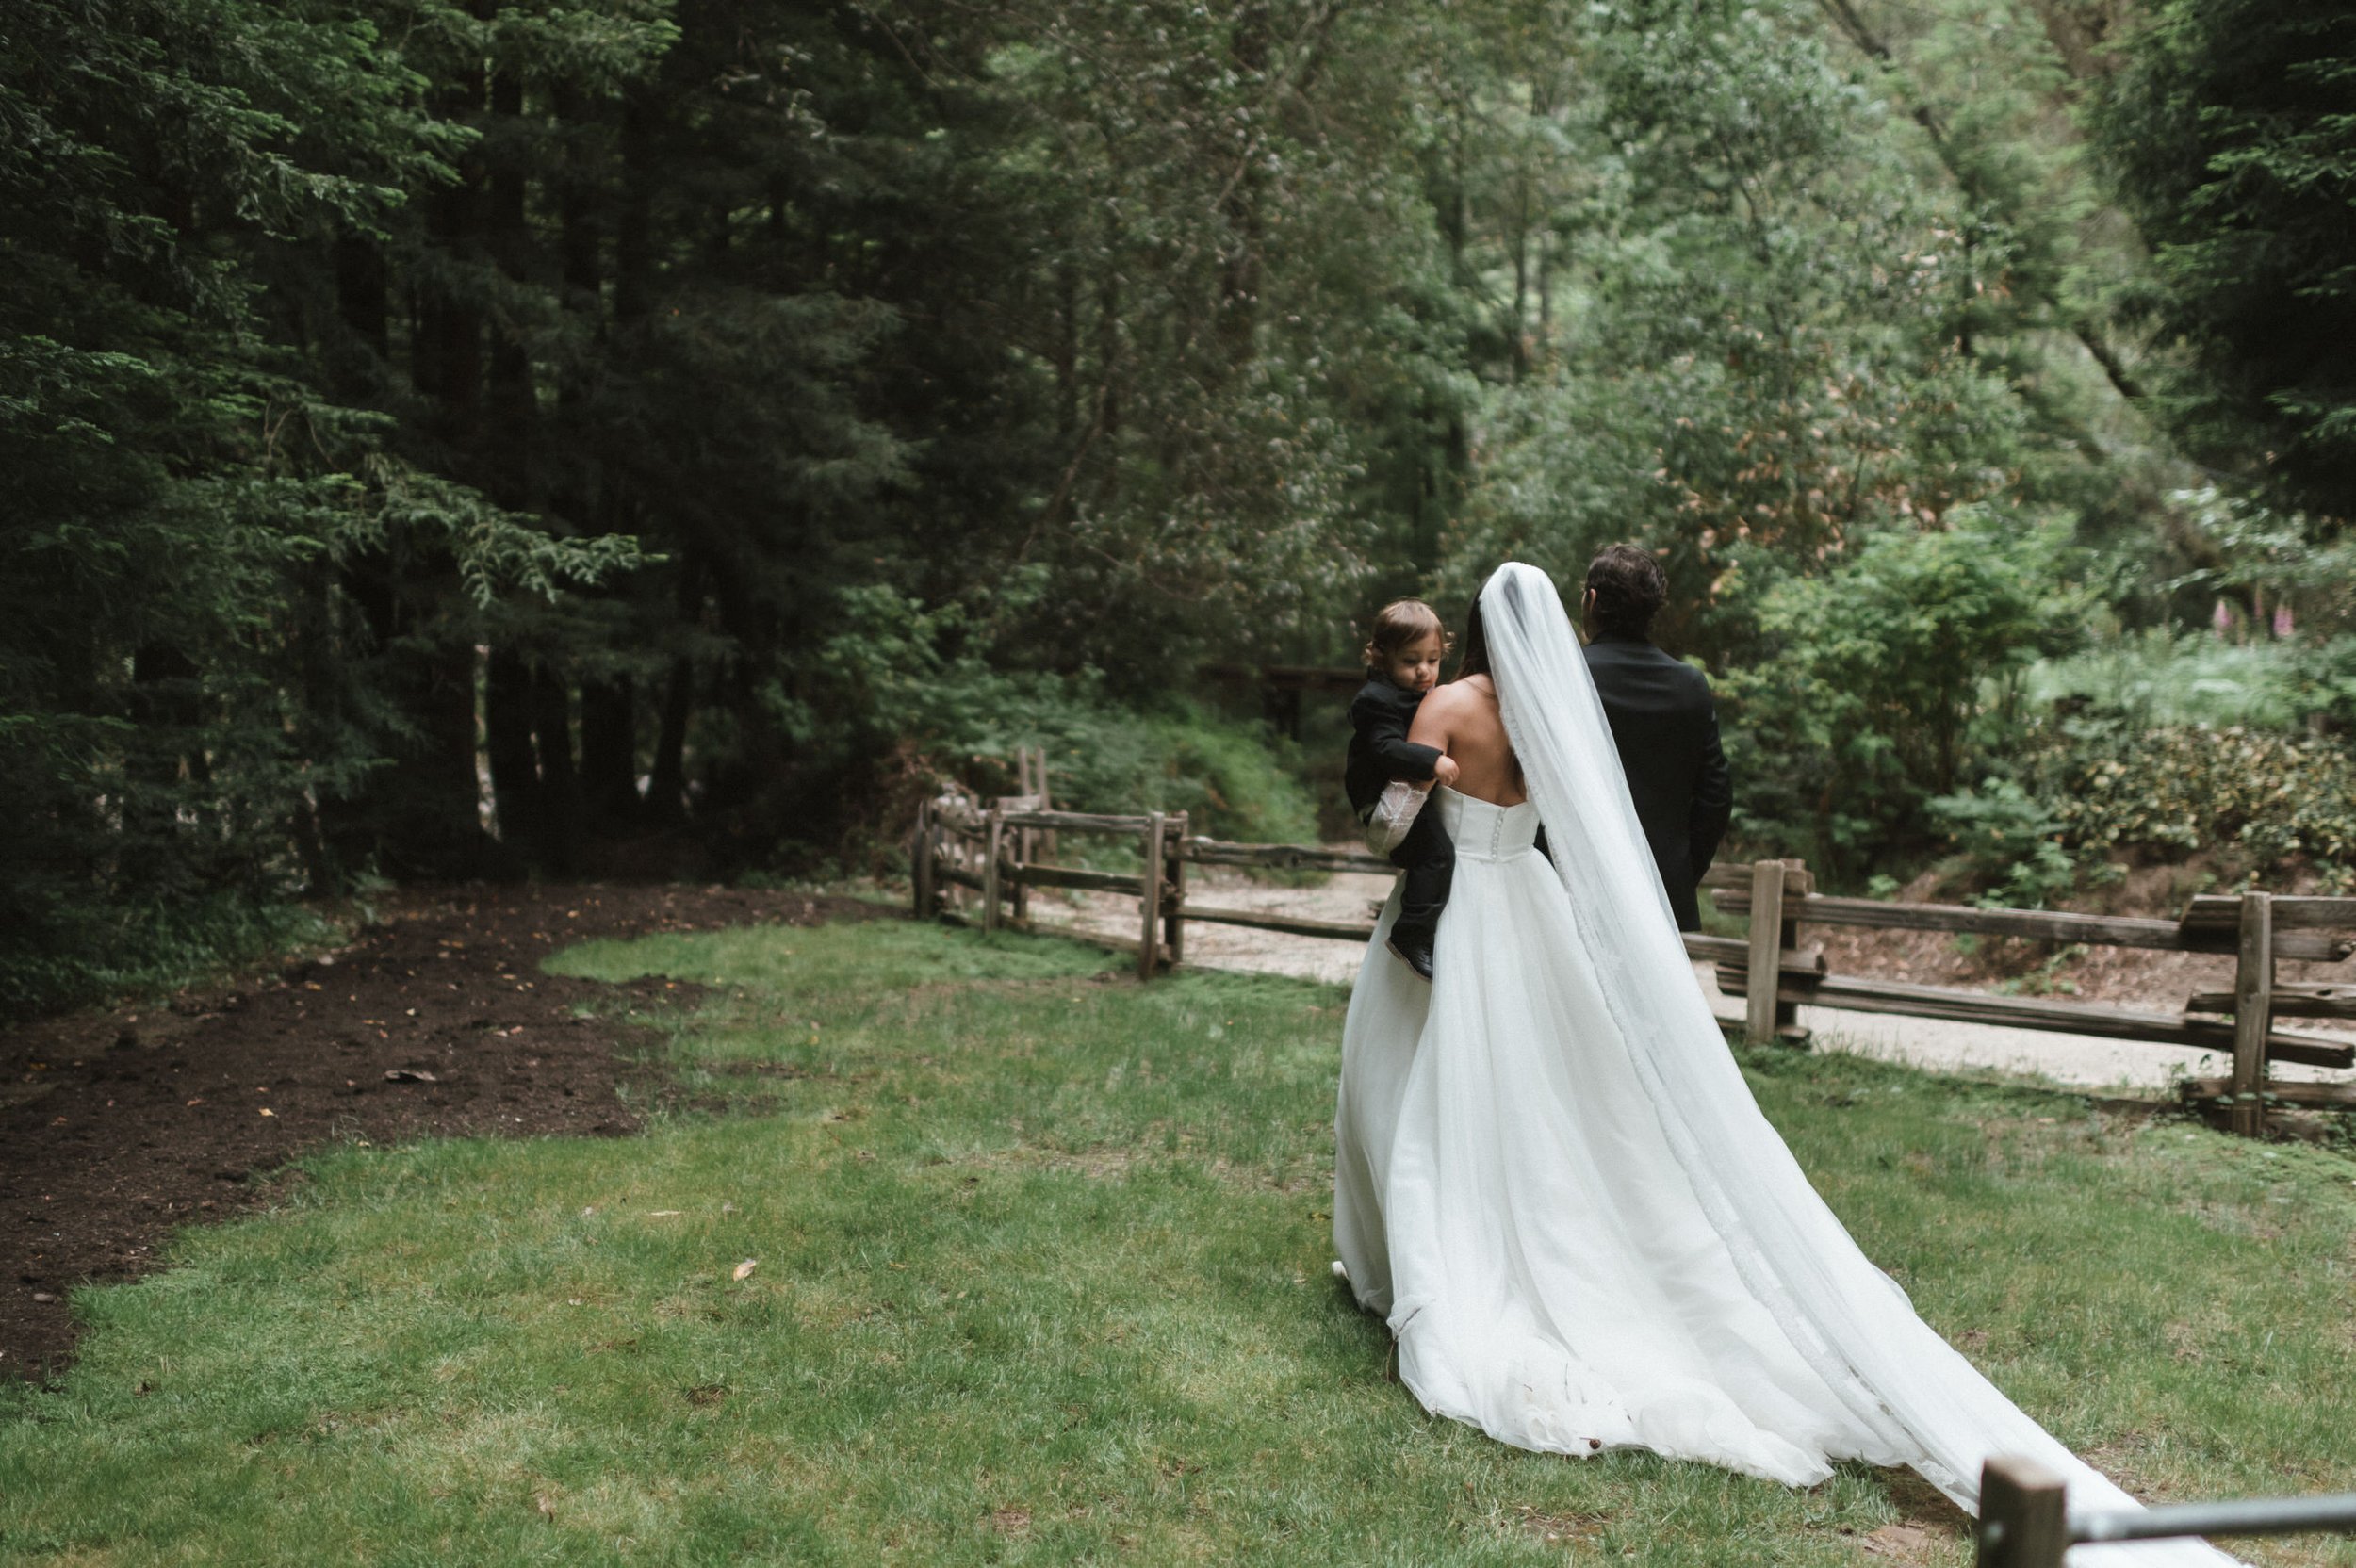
[913,774,2356,1138]
[1975,1455,2356,1567]
[1706,861,2356,1138]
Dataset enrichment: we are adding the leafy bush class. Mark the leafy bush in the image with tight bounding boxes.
[1926,779,2078,908]
[812,586,1318,849]
[0,891,341,1024]
[2027,719,2356,873]
[2029,629,2356,734]
[1717,517,2084,878]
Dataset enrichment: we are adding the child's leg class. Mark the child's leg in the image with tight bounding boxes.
[1384,808,1454,977]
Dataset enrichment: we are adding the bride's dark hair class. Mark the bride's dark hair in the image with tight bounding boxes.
[1454,593,1491,680]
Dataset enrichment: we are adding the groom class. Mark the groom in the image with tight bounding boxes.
[1578,546,1731,932]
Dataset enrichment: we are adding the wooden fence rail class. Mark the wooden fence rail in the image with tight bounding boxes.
[914,763,2356,1138]
[1975,1455,2356,1566]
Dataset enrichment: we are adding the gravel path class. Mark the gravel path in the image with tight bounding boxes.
[1043,864,2356,1096]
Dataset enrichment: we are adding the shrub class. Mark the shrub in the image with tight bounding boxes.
[814,586,1318,849]
[2029,629,2356,734]
[0,890,341,1023]
[1925,778,2078,908]
[2026,718,2356,873]
[1717,517,2084,878]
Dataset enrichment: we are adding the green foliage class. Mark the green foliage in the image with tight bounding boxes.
[2029,628,2356,735]
[0,0,655,998]
[1717,518,2081,875]
[0,895,343,1025]
[2098,0,2356,521]
[1925,779,2077,909]
[814,587,1317,847]
[2028,719,2356,874]
[1435,0,2091,665]
[14,0,2356,993]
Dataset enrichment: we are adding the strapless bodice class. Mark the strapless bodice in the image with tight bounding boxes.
[1436,785,1541,863]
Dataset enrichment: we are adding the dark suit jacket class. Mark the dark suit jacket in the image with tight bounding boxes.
[1581,632,1731,932]
[1345,678,1442,819]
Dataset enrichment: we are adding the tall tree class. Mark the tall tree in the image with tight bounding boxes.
[2100,1,2356,522]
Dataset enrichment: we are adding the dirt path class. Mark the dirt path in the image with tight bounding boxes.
[1042,863,2356,1093]
[0,883,889,1381]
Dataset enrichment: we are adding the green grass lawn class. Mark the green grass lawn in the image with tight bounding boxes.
[5,919,2354,1566]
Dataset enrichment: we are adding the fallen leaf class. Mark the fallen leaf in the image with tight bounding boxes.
[257,1107,274,1118]
[732,1259,758,1281]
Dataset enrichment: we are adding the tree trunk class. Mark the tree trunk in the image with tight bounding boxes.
[532,662,583,873]
[486,67,533,514]
[616,92,655,328]
[1055,259,1079,439]
[1217,4,1271,371]
[416,57,486,451]
[646,555,702,825]
[381,55,498,880]
[484,645,542,847]
[648,657,695,825]
[335,236,388,363]
[579,674,639,824]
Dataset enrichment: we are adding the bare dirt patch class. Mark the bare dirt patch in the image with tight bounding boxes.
[1,881,890,1381]
[1859,1467,1973,1563]
[1513,1502,1605,1547]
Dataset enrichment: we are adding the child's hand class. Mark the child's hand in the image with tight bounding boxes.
[1432,754,1460,787]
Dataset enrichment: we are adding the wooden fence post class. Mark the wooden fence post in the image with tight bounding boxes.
[1137,811,1168,982]
[1975,1455,2070,1568]
[1775,858,1808,1042]
[1034,748,1058,864]
[1164,810,1187,967]
[982,808,1005,935]
[1009,800,1032,925]
[912,799,936,919]
[2233,890,2274,1137]
[1745,859,1787,1048]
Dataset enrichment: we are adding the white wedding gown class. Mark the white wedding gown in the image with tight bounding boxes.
[1333,564,2239,1565]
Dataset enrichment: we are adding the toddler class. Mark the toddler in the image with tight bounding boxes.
[1346,600,1459,980]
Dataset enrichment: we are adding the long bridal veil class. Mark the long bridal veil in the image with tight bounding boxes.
[1478,563,2235,1566]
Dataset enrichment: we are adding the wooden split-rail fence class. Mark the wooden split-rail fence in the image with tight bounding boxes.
[1974,1454,2356,1566]
[913,752,2356,1139]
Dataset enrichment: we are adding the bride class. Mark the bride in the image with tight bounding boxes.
[1333,563,2235,1565]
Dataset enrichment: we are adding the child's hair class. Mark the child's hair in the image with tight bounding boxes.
[1361,599,1449,675]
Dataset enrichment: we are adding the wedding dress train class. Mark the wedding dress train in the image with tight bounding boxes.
[1333,564,2237,1565]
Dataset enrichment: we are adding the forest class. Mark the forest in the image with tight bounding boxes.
[5,0,2352,1018]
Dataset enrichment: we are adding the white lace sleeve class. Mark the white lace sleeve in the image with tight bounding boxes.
[1362,780,1428,858]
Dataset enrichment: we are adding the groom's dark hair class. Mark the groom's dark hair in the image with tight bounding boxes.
[1585,546,1667,637]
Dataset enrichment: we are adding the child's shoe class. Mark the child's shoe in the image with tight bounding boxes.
[1386,924,1435,982]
